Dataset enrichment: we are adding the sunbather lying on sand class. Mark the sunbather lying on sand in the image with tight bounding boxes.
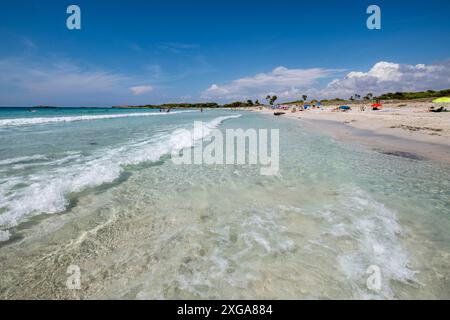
[429,106,447,113]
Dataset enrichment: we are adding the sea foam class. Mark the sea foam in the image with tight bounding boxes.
[285,187,417,299]
[0,114,241,240]
[0,110,197,128]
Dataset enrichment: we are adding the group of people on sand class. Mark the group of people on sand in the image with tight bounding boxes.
[289,104,381,113]
[267,98,450,116]
[270,101,388,114]
[290,104,322,113]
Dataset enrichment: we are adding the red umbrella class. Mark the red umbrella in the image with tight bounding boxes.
[371,103,382,107]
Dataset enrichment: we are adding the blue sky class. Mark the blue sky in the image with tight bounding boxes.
[1,0,450,106]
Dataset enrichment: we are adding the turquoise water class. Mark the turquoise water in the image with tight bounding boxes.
[0,108,231,230]
[0,108,449,299]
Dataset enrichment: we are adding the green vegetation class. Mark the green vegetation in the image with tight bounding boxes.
[112,102,220,109]
[222,100,259,108]
[282,100,303,105]
[222,101,250,108]
[282,88,450,105]
[376,89,450,100]
[114,99,262,109]
[318,98,346,105]
[284,98,345,105]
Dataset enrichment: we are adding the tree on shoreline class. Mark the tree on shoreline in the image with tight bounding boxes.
[364,93,373,101]
[265,95,278,106]
[270,95,278,105]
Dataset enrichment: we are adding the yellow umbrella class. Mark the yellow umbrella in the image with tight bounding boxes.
[431,97,450,112]
[432,97,450,103]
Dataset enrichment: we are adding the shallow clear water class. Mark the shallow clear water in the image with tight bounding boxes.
[0,108,449,299]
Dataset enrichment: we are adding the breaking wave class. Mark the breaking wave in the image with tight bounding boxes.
[0,110,197,128]
[0,114,241,239]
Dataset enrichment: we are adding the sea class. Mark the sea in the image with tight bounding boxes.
[0,107,449,299]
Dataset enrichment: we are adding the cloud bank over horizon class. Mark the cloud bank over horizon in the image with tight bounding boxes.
[202,60,450,102]
[0,56,163,107]
[321,60,450,99]
[0,57,132,106]
[201,66,340,101]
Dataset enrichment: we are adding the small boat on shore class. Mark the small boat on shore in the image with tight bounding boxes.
[274,112,285,116]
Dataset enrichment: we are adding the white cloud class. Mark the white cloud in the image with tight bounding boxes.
[130,85,154,95]
[0,57,132,106]
[201,66,339,100]
[202,61,450,102]
[320,60,450,99]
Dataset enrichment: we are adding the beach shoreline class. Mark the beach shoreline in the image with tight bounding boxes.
[253,102,450,164]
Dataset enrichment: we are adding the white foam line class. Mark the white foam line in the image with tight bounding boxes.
[0,110,198,128]
[0,154,49,166]
[0,114,241,240]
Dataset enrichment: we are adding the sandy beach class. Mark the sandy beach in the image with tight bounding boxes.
[254,101,450,163]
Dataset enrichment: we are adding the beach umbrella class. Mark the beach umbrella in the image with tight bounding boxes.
[371,103,382,107]
[431,97,450,112]
[339,106,350,110]
[432,97,450,103]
